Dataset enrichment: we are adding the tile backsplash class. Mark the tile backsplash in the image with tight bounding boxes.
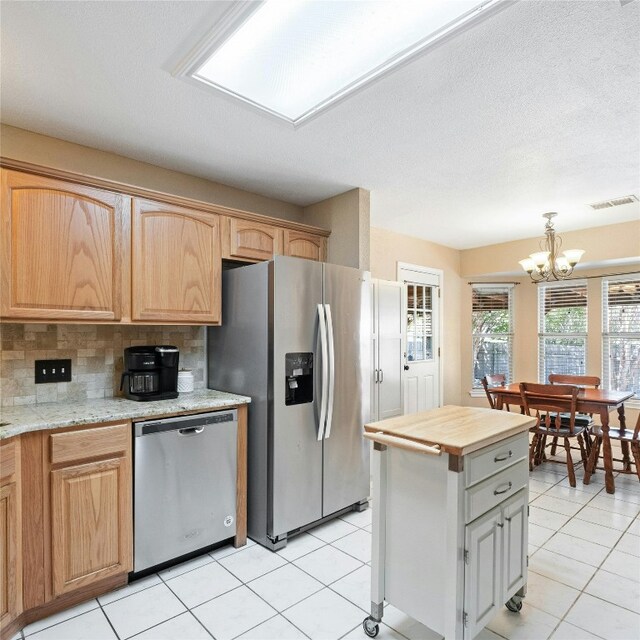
[0,324,206,406]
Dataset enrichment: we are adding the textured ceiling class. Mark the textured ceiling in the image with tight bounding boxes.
[1,0,639,249]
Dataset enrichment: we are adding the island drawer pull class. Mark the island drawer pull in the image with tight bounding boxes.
[494,482,513,496]
[494,450,513,462]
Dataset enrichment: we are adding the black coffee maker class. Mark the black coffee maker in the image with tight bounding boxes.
[121,346,179,401]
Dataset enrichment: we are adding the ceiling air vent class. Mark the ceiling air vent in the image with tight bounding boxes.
[589,194,638,210]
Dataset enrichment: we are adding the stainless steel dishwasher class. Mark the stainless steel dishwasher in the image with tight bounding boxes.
[134,410,237,573]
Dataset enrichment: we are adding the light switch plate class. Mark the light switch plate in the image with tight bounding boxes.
[35,359,72,384]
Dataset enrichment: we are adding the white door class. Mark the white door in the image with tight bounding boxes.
[398,264,441,414]
[372,280,403,421]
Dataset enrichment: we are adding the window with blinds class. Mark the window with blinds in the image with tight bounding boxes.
[472,285,514,387]
[603,276,640,395]
[538,281,588,382]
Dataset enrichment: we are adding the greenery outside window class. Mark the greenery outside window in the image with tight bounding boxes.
[602,276,640,396]
[472,285,514,387]
[538,281,588,382]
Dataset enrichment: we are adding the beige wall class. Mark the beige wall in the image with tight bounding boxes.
[0,124,303,222]
[461,221,640,415]
[370,226,463,406]
[304,188,370,270]
[462,221,640,277]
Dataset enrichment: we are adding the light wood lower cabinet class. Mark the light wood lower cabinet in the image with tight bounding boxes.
[0,169,128,322]
[0,439,21,638]
[48,422,132,598]
[132,198,222,323]
[50,456,131,597]
[283,229,326,262]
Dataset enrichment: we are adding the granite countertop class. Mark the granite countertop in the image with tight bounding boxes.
[0,389,251,439]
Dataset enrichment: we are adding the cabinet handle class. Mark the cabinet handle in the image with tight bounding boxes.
[496,521,504,528]
[505,516,512,522]
[379,369,384,383]
[493,481,512,496]
[494,450,513,462]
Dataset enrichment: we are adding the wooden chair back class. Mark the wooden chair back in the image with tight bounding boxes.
[549,374,600,389]
[520,382,580,433]
[481,374,507,409]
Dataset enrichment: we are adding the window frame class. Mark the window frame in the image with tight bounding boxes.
[471,283,515,389]
[602,274,640,396]
[538,280,588,383]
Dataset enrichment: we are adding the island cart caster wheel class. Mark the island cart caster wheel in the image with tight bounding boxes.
[363,617,380,637]
[505,596,523,613]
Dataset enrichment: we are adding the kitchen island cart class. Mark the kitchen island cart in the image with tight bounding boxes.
[363,405,536,640]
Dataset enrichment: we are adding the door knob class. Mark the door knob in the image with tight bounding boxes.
[403,365,410,371]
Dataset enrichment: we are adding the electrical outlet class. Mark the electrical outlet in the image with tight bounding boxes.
[35,359,72,384]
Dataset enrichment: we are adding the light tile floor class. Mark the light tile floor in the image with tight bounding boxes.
[14,462,640,640]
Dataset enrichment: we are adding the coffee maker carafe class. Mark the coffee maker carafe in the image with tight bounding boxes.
[121,346,179,401]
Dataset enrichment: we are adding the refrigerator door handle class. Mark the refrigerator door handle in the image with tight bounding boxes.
[317,303,329,441]
[323,303,336,439]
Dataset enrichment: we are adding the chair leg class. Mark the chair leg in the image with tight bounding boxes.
[631,443,640,483]
[565,438,576,487]
[584,431,592,457]
[577,434,588,468]
[550,436,558,456]
[584,436,601,485]
[529,434,538,472]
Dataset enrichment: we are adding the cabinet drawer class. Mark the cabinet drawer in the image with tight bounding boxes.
[465,433,528,488]
[465,459,527,524]
[0,440,16,482]
[50,423,130,465]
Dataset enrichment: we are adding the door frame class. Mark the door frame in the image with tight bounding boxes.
[396,262,444,409]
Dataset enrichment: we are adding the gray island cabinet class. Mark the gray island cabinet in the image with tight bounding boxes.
[363,405,536,640]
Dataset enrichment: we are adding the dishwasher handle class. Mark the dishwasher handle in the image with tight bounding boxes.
[178,427,205,436]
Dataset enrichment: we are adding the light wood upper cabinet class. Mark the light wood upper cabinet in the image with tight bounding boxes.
[131,198,222,324]
[283,230,326,262]
[48,422,132,598]
[0,169,128,321]
[222,216,283,262]
[0,439,21,633]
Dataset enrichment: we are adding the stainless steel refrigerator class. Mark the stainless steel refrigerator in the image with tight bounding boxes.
[207,256,371,550]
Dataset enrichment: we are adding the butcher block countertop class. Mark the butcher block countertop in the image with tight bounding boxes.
[364,405,536,456]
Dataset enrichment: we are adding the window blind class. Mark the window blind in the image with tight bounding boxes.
[602,277,640,395]
[472,285,514,387]
[538,281,587,382]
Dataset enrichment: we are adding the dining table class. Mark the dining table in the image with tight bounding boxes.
[487,383,636,494]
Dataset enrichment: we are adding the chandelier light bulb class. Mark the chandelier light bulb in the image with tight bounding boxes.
[562,249,585,266]
[518,258,535,273]
[530,251,550,268]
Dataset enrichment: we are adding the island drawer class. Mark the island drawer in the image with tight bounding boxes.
[465,458,527,523]
[464,432,528,488]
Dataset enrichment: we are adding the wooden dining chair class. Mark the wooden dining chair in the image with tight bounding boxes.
[585,412,640,484]
[548,374,600,457]
[520,382,589,487]
[481,374,512,411]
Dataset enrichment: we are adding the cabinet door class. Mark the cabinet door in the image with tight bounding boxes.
[0,170,127,321]
[0,482,20,628]
[51,457,132,597]
[283,230,326,262]
[464,507,502,639]
[132,198,221,323]
[223,217,282,262]
[501,490,527,600]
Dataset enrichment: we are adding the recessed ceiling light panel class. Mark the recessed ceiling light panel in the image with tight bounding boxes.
[178,0,504,125]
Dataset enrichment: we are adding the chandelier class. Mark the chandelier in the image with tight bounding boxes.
[518,212,585,282]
